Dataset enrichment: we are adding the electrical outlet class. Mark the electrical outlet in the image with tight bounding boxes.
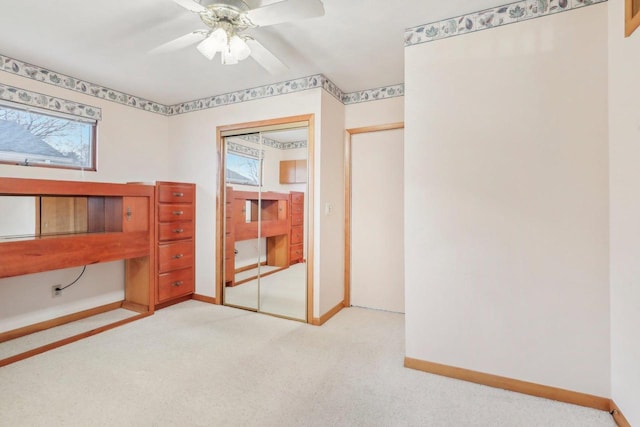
[52,285,62,298]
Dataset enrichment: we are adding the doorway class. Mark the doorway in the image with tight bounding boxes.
[216,115,314,322]
[345,123,404,313]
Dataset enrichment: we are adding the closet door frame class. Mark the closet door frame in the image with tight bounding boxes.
[344,122,404,307]
[215,114,315,323]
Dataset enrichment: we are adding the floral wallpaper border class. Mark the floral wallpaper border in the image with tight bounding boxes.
[168,74,336,115]
[0,54,167,115]
[405,0,607,46]
[227,141,263,159]
[0,51,399,116]
[236,134,308,150]
[342,84,405,105]
[167,74,400,113]
[0,83,102,121]
[282,140,308,150]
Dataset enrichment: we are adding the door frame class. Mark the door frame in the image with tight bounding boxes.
[216,114,315,323]
[344,122,404,307]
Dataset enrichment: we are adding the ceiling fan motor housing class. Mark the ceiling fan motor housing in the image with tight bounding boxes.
[199,1,255,31]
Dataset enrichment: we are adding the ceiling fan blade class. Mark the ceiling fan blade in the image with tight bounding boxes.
[149,31,208,55]
[247,0,324,27]
[246,39,288,74]
[173,0,207,13]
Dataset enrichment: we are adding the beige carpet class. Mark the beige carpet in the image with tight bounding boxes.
[0,301,616,426]
[0,308,137,360]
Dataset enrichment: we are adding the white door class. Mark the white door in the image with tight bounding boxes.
[351,128,404,313]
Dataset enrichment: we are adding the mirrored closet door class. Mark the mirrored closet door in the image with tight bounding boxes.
[222,127,309,321]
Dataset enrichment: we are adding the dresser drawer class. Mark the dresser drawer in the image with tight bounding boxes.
[159,221,194,241]
[291,202,303,215]
[290,244,303,262]
[158,204,194,222]
[291,225,303,244]
[291,192,304,204]
[158,241,193,273]
[291,214,303,226]
[158,184,195,204]
[158,267,194,302]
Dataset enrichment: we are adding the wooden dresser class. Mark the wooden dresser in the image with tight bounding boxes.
[289,191,304,264]
[155,181,195,307]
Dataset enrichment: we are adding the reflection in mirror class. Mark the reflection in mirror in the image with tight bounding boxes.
[258,128,307,321]
[222,127,308,321]
[223,136,262,311]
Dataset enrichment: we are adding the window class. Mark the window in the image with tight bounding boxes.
[0,103,96,170]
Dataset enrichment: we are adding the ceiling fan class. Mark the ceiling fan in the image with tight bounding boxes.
[157,0,325,74]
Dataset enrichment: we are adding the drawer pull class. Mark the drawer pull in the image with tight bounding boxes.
[173,210,184,216]
[173,192,184,197]
[173,254,184,259]
[173,228,184,233]
[171,281,183,287]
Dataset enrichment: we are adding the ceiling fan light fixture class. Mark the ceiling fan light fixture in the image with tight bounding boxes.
[172,0,325,73]
[196,27,228,60]
[221,47,239,65]
[229,35,251,61]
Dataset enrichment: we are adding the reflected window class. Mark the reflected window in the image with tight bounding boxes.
[226,152,262,186]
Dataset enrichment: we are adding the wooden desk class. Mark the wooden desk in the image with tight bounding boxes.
[0,178,155,367]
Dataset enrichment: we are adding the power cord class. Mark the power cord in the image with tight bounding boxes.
[55,265,87,292]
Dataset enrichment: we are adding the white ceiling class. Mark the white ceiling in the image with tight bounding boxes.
[0,0,506,106]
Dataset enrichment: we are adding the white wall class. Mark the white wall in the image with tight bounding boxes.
[404,4,610,397]
[0,70,169,331]
[345,96,404,129]
[608,0,640,423]
[318,91,346,315]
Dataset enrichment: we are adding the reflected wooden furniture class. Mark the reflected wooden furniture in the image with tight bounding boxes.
[279,160,307,184]
[155,182,195,307]
[225,187,291,287]
[0,177,155,367]
[289,191,304,264]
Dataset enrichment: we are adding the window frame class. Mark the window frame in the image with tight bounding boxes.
[0,102,98,172]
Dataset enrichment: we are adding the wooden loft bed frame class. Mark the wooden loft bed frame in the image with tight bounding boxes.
[0,177,155,367]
